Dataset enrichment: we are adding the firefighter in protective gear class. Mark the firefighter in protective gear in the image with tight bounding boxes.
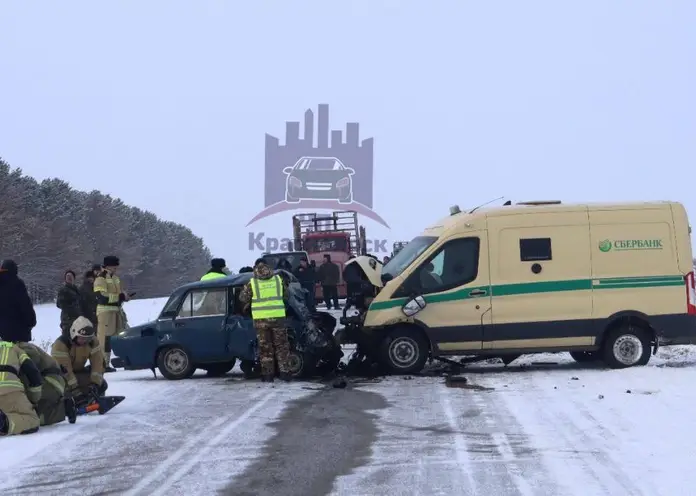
[94,255,128,370]
[51,317,107,407]
[17,342,77,425]
[0,340,42,436]
[200,258,229,281]
[239,258,292,382]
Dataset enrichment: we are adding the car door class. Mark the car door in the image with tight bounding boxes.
[224,286,257,360]
[393,234,491,353]
[172,287,230,362]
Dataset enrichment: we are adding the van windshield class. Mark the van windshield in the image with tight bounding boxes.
[382,236,438,279]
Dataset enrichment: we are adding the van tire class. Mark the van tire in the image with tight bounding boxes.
[569,351,600,363]
[602,325,652,369]
[380,327,429,375]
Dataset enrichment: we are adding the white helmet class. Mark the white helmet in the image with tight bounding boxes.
[345,255,383,288]
[70,316,96,341]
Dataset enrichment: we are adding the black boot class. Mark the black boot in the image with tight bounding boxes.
[261,375,274,383]
[279,372,292,382]
[64,397,77,424]
[0,409,8,434]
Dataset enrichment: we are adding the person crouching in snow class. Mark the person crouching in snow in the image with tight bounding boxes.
[0,340,42,436]
[51,316,108,408]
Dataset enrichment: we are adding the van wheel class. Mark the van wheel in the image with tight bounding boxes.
[602,325,652,369]
[569,351,600,363]
[204,359,237,377]
[157,346,196,380]
[380,327,429,375]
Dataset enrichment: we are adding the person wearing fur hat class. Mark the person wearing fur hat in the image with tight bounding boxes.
[93,256,128,372]
[200,258,230,281]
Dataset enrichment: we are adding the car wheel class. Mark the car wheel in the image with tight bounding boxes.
[204,359,237,377]
[569,351,600,363]
[156,346,196,380]
[380,326,429,375]
[286,349,316,378]
[602,324,652,369]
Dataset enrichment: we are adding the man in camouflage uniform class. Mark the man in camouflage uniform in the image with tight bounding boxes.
[51,316,108,407]
[94,256,129,371]
[239,258,292,383]
[0,340,42,436]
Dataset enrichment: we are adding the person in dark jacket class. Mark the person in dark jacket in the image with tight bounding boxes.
[317,254,340,310]
[79,270,98,326]
[293,257,316,311]
[0,260,37,344]
[56,270,84,339]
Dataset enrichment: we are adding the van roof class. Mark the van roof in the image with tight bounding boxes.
[423,200,682,236]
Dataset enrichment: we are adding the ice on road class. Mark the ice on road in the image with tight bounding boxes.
[2,299,696,495]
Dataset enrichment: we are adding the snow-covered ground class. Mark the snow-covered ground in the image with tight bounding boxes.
[2,298,696,495]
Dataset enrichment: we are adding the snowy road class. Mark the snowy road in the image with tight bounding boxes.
[3,300,696,495]
[2,353,696,495]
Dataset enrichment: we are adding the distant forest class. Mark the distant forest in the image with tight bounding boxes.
[0,158,211,302]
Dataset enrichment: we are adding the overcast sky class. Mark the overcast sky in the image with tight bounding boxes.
[1,1,694,266]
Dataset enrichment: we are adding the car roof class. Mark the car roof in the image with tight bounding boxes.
[172,269,296,293]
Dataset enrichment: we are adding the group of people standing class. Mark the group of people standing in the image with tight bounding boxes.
[0,255,130,436]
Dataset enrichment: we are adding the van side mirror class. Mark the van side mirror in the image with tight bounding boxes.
[402,295,427,317]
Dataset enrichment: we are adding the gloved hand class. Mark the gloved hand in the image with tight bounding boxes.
[88,383,101,401]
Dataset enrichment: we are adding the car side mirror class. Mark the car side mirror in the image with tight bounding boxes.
[345,167,355,175]
[381,273,393,284]
[402,295,427,317]
[283,166,293,174]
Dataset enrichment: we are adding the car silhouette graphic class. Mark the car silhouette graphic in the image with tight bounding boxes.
[283,156,355,204]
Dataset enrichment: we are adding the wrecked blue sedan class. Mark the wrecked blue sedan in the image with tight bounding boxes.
[111,270,341,380]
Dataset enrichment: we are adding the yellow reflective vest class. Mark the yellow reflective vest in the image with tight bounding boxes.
[250,275,286,320]
[200,272,226,281]
[94,270,122,315]
[0,341,42,402]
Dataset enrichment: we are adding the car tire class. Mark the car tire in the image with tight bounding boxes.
[569,351,600,363]
[204,359,237,377]
[156,346,196,380]
[601,324,652,369]
[285,349,316,378]
[380,326,429,375]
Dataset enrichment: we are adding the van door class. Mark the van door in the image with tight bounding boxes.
[485,211,593,350]
[392,232,492,353]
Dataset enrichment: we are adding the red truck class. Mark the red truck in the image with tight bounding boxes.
[292,211,366,300]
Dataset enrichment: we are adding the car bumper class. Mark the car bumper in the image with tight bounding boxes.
[655,313,696,345]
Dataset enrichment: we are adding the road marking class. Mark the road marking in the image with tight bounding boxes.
[123,390,272,496]
[439,385,477,493]
[147,390,276,496]
[492,432,536,496]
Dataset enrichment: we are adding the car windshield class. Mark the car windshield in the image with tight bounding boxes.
[297,158,342,170]
[263,253,305,271]
[382,236,438,279]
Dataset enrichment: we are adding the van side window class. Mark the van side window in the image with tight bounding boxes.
[519,238,552,261]
[395,237,480,297]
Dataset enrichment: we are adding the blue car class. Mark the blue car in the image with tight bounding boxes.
[110,270,341,380]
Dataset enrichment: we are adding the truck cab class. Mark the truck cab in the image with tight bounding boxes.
[292,211,367,299]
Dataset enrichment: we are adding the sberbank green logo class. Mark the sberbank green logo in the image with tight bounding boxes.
[598,239,663,252]
[598,240,612,252]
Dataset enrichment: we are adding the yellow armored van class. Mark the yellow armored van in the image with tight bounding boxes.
[364,201,696,373]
